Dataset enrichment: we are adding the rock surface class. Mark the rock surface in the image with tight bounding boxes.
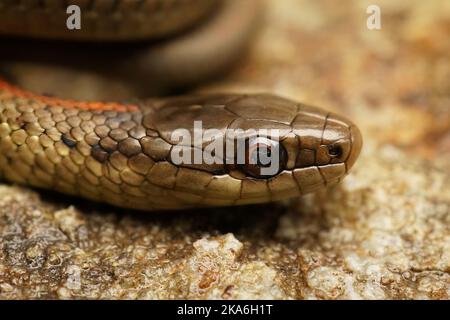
[0,0,449,299]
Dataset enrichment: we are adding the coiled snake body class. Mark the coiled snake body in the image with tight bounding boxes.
[0,0,362,210]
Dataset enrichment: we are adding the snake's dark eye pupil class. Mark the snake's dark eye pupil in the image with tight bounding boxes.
[327,144,342,157]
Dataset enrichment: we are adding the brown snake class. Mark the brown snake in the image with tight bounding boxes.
[0,0,362,210]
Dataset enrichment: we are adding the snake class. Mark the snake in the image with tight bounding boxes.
[0,0,362,210]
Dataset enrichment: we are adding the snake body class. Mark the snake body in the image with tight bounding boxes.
[0,0,362,210]
[0,0,220,41]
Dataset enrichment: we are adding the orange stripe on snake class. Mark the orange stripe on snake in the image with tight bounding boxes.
[0,79,139,113]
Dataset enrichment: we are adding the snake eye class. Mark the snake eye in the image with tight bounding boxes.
[327,144,343,158]
[241,137,287,178]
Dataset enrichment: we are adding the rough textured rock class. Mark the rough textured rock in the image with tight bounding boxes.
[0,0,449,299]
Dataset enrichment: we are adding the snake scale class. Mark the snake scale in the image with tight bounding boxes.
[0,0,362,210]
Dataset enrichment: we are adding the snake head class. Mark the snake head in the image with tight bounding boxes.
[149,94,362,208]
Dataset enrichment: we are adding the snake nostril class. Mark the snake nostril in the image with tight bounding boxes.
[327,144,343,158]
